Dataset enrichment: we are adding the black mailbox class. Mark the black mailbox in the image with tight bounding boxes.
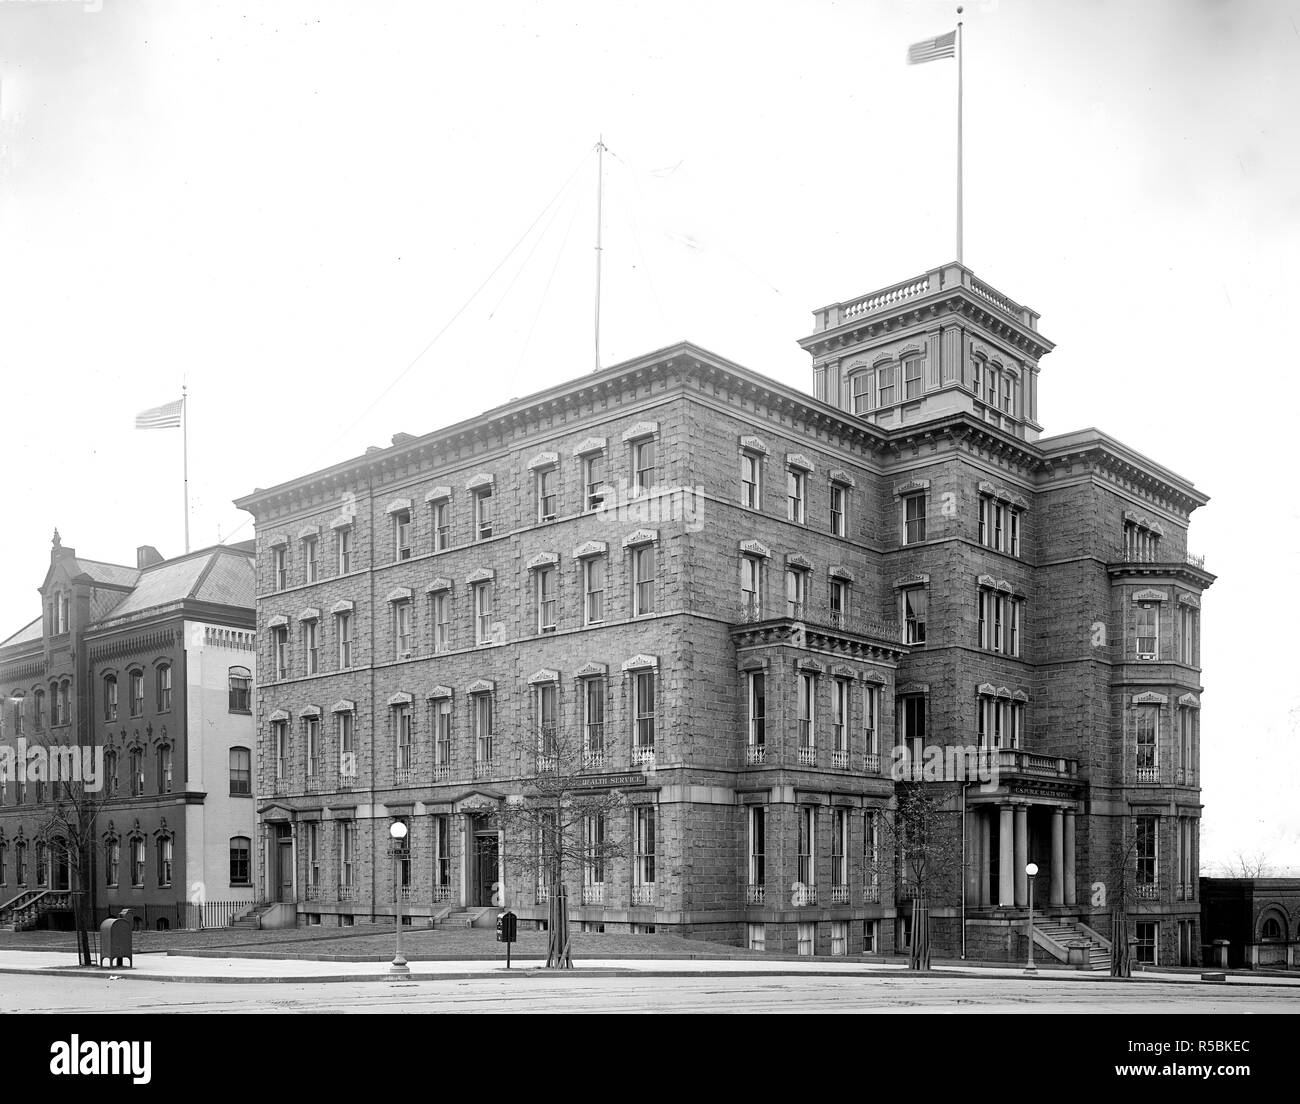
[496,910,517,943]
[98,916,133,969]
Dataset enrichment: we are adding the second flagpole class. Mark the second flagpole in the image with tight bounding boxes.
[956,6,964,265]
[182,384,190,554]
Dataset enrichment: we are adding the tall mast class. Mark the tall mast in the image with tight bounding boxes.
[182,383,190,553]
[956,6,964,265]
[594,135,606,372]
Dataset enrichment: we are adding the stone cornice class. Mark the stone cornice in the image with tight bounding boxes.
[233,340,1206,527]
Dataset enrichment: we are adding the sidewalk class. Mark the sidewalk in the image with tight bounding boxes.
[2,948,1299,987]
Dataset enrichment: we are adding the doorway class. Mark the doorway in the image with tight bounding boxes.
[473,832,499,907]
[274,824,294,902]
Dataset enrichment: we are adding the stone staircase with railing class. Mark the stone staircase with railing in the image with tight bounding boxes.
[1034,918,1111,970]
[436,905,494,929]
[229,901,280,930]
[0,889,75,932]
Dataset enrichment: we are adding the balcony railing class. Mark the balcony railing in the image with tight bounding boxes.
[863,752,882,774]
[632,747,655,766]
[995,748,1077,779]
[432,763,450,782]
[862,884,881,904]
[1135,882,1159,900]
[632,884,656,906]
[399,885,413,902]
[1136,766,1161,784]
[581,883,605,905]
[473,760,493,780]
[730,600,901,643]
[831,749,849,769]
[338,884,356,902]
[304,884,321,901]
[745,744,766,766]
[793,884,817,906]
[583,749,606,769]
[431,885,453,903]
[797,746,816,767]
[746,884,765,906]
[830,884,849,905]
[536,884,555,905]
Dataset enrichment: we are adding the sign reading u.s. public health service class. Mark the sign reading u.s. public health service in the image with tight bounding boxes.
[573,772,648,791]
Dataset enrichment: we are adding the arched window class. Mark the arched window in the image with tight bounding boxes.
[130,836,146,886]
[1261,916,1284,941]
[156,835,173,886]
[229,747,251,795]
[11,695,24,738]
[157,744,173,794]
[157,664,172,712]
[0,840,7,885]
[15,841,27,884]
[35,841,47,886]
[104,674,118,722]
[228,666,251,712]
[104,747,119,798]
[128,746,145,797]
[33,689,44,732]
[104,836,120,886]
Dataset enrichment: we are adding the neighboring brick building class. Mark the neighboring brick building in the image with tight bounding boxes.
[1201,878,1300,969]
[0,534,257,931]
[233,262,1213,963]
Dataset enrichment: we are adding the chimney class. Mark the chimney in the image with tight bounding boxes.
[137,545,164,569]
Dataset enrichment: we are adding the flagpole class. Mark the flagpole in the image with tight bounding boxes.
[956,6,964,266]
[594,135,605,373]
[182,385,190,554]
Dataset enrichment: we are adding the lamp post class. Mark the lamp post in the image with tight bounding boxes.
[389,820,410,976]
[1024,861,1039,975]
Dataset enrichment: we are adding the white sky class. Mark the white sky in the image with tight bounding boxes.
[1,0,1296,872]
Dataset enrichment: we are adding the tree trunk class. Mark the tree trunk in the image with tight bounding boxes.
[909,891,931,971]
[1110,903,1131,978]
[546,884,573,969]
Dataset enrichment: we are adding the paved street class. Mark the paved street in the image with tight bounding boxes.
[2,969,1298,1014]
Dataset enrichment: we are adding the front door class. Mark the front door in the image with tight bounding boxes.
[53,848,71,891]
[275,825,294,902]
[474,833,499,907]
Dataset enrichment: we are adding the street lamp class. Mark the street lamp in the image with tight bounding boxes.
[389,820,410,976]
[1024,861,1039,975]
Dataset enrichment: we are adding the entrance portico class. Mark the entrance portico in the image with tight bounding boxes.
[967,752,1083,911]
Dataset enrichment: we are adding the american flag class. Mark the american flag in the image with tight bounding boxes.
[907,30,956,65]
[135,399,183,429]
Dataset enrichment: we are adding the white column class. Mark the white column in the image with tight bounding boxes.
[1064,810,1077,907]
[998,805,1014,907]
[1050,808,1064,907]
[1014,805,1029,908]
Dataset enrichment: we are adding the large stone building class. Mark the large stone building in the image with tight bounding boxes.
[0,535,258,931]
[234,262,1213,964]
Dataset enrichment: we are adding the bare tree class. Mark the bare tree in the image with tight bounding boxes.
[1213,851,1273,878]
[498,724,630,968]
[25,721,108,966]
[1097,818,1143,978]
[881,782,962,970]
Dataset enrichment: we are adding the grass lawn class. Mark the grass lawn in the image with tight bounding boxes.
[0,923,770,961]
